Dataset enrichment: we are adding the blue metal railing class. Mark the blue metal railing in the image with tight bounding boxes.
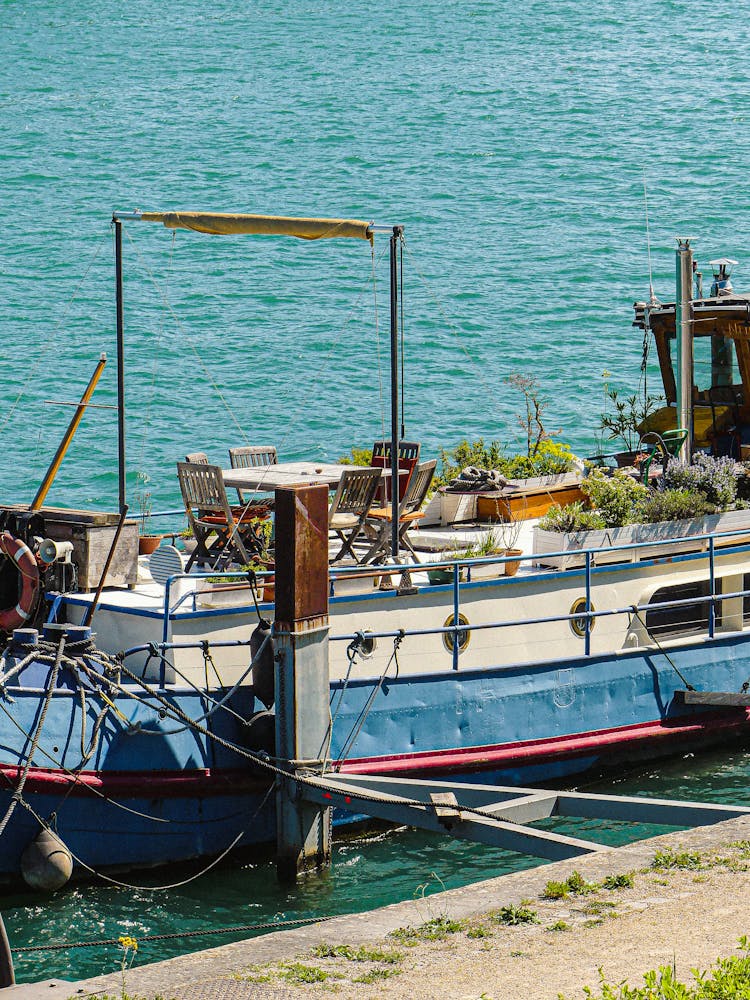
[102,520,750,661]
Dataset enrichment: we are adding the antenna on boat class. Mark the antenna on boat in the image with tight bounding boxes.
[643,171,658,306]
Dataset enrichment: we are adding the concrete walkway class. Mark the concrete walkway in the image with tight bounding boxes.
[10,814,750,1000]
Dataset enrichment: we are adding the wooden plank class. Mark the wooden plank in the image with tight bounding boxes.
[430,791,463,826]
[674,689,750,708]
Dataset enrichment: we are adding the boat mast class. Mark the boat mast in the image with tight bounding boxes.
[389,226,404,560]
[675,237,694,461]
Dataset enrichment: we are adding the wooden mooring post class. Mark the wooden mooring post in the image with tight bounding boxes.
[273,483,332,883]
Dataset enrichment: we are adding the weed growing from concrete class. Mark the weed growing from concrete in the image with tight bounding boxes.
[467,924,491,939]
[310,943,403,964]
[492,904,539,926]
[650,847,703,870]
[390,915,465,944]
[547,920,571,932]
[353,967,400,984]
[278,961,339,985]
[559,936,750,998]
[602,872,634,890]
[542,870,599,900]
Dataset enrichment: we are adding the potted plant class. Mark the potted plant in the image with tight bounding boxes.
[597,388,661,465]
[134,471,162,555]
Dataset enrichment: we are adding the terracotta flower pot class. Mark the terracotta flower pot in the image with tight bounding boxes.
[504,548,523,576]
[138,534,163,555]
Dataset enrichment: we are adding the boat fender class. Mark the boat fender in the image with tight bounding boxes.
[0,532,39,633]
[20,828,73,892]
[250,619,275,709]
[243,709,276,756]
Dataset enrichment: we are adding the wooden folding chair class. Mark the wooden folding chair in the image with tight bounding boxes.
[185,452,209,464]
[328,467,382,564]
[363,459,436,564]
[371,440,421,502]
[228,446,278,503]
[177,462,269,571]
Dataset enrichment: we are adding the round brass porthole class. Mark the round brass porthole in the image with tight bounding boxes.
[359,631,377,658]
[570,597,595,637]
[443,613,471,654]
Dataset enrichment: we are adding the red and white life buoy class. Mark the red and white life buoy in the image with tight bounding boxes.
[0,531,39,631]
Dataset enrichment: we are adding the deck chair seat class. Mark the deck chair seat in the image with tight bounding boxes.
[200,504,270,525]
[328,467,382,564]
[177,461,268,571]
[363,459,437,564]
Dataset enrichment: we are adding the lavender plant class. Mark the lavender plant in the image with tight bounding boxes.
[663,454,738,509]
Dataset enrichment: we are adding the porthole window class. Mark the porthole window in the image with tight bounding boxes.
[359,631,377,658]
[570,597,595,637]
[443,613,470,654]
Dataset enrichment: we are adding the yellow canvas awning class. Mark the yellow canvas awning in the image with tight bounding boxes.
[140,211,373,243]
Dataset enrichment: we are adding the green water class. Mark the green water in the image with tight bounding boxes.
[5,0,750,984]
[5,742,750,983]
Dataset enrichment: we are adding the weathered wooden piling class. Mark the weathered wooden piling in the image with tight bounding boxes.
[272,482,331,883]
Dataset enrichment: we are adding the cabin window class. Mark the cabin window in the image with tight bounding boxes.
[741,574,750,623]
[645,580,721,639]
[692,335,740,396]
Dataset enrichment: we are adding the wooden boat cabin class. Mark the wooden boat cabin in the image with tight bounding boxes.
[633,257,750,456]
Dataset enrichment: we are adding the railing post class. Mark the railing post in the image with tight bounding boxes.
[452,562,460,670]
[584,551,592,657]
[708,535,716,639]
[273,483,331,883]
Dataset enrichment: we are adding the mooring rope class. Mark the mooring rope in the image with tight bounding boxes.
[0,637,62,837]
[12,913,333,953]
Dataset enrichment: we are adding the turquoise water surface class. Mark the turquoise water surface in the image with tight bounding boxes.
[5,0,750,984]
[4,2,750,512]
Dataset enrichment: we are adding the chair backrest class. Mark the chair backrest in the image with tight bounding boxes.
[328,467,382,524]
[177,462,234,521]
[229,446,278,469]
[371,440,422,500]
[185,451,209,464]
[400,459,437,516]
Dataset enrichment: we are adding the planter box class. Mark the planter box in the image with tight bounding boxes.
[533,509,750,570]
[421,491,478,527]
[196,580,259,608]
[477,473,584,523]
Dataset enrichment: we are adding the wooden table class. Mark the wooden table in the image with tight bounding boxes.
[222,461,397,492]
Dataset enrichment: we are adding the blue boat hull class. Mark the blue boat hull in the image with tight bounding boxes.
[0,629,748,881]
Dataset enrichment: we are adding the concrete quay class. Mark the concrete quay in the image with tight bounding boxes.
[9,814,750,1000]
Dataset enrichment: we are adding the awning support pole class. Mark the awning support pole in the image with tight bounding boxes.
[114,217,126,515]
[389,227,404,559]
[675,237,694,461]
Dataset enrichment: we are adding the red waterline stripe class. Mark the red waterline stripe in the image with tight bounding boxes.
[0,766,268,798]
[2,712,748,797]
[338,711,750,775]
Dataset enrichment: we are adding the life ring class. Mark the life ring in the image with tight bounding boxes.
[0,531,39,631]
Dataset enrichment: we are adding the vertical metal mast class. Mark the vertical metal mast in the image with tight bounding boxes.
[389,226,404,560]
[675,237,694,461]
[114,216,126,513]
